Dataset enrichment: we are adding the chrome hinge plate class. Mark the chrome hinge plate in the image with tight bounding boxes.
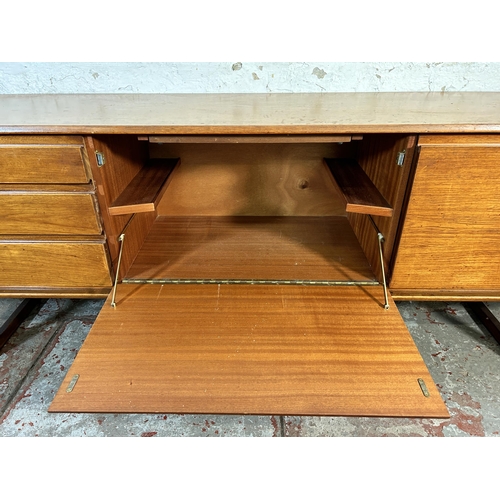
[95,151,105,167]
[66,374,80,393]
[396,150,406,167]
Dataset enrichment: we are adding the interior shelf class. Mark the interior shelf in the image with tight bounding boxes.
[109,158,179,216]
[324,158,393,217]
[124,215,377,284]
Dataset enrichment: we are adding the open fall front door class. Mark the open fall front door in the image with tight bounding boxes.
[50,283,449,417]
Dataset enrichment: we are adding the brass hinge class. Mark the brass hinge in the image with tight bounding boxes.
[95,151,106,167]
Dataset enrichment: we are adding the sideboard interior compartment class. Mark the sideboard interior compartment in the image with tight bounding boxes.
[50,135,447,417]
[121,141,384,285]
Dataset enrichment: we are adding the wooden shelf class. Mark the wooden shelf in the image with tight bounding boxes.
[108,158,178,216]
[125,215,376,283]
[324,158,393,217]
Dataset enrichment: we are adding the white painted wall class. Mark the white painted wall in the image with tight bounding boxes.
[1,62,499,94]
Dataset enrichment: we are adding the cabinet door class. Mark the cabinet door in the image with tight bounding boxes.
[391,135,500,299]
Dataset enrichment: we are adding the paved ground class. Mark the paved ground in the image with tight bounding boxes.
[1,297,499,437]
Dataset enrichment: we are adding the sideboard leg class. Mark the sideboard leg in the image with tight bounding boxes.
[0,299,41,350]
[468,302,500,345]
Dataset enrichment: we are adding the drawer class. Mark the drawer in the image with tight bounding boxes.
[0,238,112,288]
[0,136,90,184]
[0,185,102,236]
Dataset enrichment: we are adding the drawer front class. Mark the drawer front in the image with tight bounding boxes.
[0,191,102,235]
[0,240,112,288]
[0,144,90,184]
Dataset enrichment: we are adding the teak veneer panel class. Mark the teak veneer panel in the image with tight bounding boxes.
[0,189,101,235]
[347,134,417,283]
[109,158,178,216]
[391,137,500,291]
[0,239,112,288]
[125,216,376,283]
[324,158,393,217]
[85,135,149,263]
[0,144,89,184]
[50,284,448,417]
[2,93,500,134]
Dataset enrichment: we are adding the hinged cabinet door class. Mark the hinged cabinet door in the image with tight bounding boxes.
[391,135,500,297]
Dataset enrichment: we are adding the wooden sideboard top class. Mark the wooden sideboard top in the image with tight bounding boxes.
[1,92,500,134]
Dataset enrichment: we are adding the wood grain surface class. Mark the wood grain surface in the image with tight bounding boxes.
[391,137,500,291]
[109,158,178,216]
[0,238,112,288]
[0,287,111,299]
[125,216,376,283]
[391,289,500,301]
[154,143,350,217]
[0,188,101,235]
[148,134,355,143]
[324,158,393,217]
[49,284,448,417]
[348,135,417,283]
[0,144,89,184]
[1,93,500,134]
[85,135,148,263]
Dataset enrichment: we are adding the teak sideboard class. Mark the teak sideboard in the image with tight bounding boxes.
[1,92,499,418]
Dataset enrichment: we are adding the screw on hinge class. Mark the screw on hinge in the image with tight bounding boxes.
[396,150,406,167]
[95,151,105,167]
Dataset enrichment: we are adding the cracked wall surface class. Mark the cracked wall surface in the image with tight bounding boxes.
[1,62,499,93]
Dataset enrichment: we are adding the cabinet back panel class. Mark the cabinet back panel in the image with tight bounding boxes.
[151,143,352,216]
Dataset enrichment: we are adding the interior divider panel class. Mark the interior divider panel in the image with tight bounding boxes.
[49,284,449,417]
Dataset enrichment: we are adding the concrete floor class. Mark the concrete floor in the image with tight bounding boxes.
[1,297,499,437]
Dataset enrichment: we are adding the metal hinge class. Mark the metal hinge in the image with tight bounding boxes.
[66,374,80,393]
[418,378,430,397]
[95,151,105,167]
[396,150,406,167]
